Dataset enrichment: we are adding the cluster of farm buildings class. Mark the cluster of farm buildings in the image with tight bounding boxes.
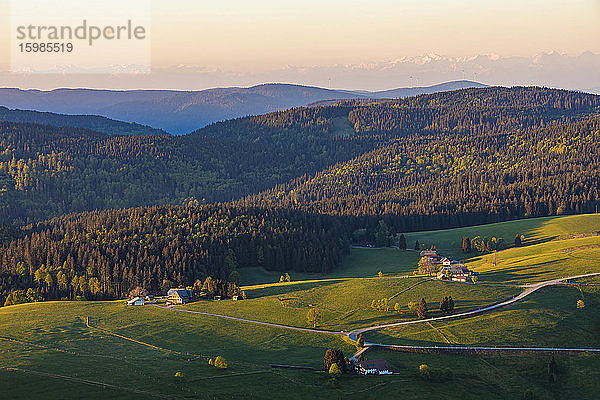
[419,250,478,282]
[127,287,243,306]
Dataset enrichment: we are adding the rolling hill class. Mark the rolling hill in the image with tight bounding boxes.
[0,106,168,136]
[0,81,485,134]
[1,86,599,228]
[1,214,600,399]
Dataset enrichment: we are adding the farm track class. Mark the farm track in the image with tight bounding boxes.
[155,273,600,357]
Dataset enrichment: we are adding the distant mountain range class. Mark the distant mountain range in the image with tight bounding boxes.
[0,81,486,134]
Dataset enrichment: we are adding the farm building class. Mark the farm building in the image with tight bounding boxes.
[437,265,478,282]
[357,359,392,375]
[127,297,145,306]
[420,250,439,258]
[166,288,194,305]
[440,257,460,266]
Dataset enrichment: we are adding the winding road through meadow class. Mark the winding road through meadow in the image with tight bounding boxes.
[153,272,600,355]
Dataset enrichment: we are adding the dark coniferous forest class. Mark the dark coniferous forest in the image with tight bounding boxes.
[1,86,599,305]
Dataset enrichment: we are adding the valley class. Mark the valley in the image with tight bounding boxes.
[1,215,600,399]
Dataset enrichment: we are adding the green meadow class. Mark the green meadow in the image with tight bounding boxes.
[2,214,600,399]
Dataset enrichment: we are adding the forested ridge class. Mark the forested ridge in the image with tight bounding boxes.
[0,120,374,224]
[0,203,346,304]
[1,87,597,225]
[241,115,600,232]
[1,86,600,305]
[0,106,168,137]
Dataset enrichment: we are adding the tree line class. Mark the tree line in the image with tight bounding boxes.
[241,115,600,233]
[2,87,598,225]
[0,203,347,306]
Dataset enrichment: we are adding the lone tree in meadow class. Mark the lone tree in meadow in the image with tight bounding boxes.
[461,237,472,253]
[416,298,428,319]
[214,356,228,369]
[357,334,365,348]
[440,296,449,313]
[324,349,346,373]
[515,234,523,247]
[398,234,407,250]
[548,356,558,382]
[414,240,420,251]
[448,296,455,312]
[307,307,322,328]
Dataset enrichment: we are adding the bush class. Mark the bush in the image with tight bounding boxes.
[208,358,214,366]
[214,356,228,369]
[329,363,341,376]
[418,364,453,381]
[174,371,184,379]
[408,301,418,313]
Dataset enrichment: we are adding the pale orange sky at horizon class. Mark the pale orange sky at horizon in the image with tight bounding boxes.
[0,0,599,71]
[0,0,599,91]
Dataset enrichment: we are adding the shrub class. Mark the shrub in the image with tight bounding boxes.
[577,300,585,309]
[174,371,184,379]
[419,364,453,381]
[329,363,341,376]
[214,356,228,369]
[408,301,418,313]
[208,358,214,366]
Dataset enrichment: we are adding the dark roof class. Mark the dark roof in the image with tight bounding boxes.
[358,359,391,371]
[167,288,192,298]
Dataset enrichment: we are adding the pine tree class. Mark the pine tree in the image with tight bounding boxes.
[416,298,428,319]
[448,296,454,312]
[398,234,407,250]
[462,237,472,253]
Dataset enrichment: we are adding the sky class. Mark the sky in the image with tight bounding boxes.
[0,0,599,90]
[150,0,600,68]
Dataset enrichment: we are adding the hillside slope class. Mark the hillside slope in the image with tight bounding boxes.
[242,113,600,232]
[0,81,485,134]
[1,86,599,225]
[0,106,168,136]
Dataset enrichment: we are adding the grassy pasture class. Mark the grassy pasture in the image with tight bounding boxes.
[364,285,600,348]
[188,277,517,332]
[2,214,600,399]
[239,247,419,286]
[466,235,600,284]
[405,214,600,258]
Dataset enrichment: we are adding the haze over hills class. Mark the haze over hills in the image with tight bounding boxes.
[0,81,485,134]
